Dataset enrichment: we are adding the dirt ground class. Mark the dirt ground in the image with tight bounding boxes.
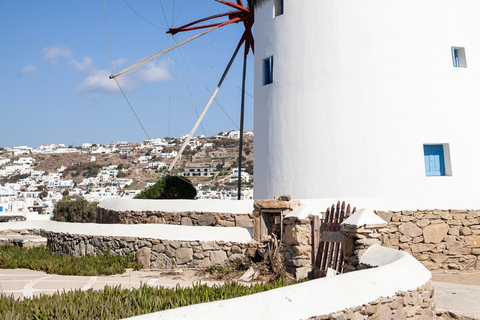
[431,270,480,286]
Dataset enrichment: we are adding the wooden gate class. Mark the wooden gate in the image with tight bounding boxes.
[312,201,356,278]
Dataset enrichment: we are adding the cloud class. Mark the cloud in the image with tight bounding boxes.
[43,45,72,63]
[75,59,170,94]
[137,61,170,82]
[69,57,95,73]
[77,69,120,93]
[20,64,37,75]
[113,58,129,66]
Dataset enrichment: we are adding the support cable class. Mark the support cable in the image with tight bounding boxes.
[182,39,253,99]
[168,40,243,173]
[122,0,166,30]
[178,45,239,129]
[174,44,207,136]
[103,0,151,141]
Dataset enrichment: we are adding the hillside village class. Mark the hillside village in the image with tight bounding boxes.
[0,130,254,219]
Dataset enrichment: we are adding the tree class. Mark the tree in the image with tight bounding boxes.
[53,196,98,223]
[134,175,197,200]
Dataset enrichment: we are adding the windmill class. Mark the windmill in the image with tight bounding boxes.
[109,1,255,200]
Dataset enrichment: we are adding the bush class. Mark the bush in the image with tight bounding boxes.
[53,196,98,223]
[134,175,196,200]
[0,246,141,276]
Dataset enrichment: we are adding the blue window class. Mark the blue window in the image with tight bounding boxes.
[263,56,273,85]
[452,47,467,68]
[0,206,3,212]
[424,145,445,176]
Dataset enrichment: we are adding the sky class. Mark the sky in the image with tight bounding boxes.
[0,1,254,148]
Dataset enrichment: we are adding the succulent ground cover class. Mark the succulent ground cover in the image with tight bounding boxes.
[0,245,141,276]
[0,279,292,319]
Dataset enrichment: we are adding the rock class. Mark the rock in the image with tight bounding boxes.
[423,223,449,244]
[198,213,216,226]
[465,236,480,248]
[376,211,393,223]
[245,247,257,258]
[399,222,423,238]
[180,217,193,226]
[285,224,307,245]
[175,248,193,265]
[229,253,246,261]
[416,219,431,227]
[209,250,228,265]
[235,215,254,227]
[231,245,243,254]
[411,243,436,253]
[136,247,151,269]
[294,267,311,280]
[151,253,173,269]
[375,304,392,320]
[200,241,220,251]
[460,227,472,236]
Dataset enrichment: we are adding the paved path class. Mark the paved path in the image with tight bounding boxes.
[1,269,480,319]
[0,269,223,300]
[433,281,480,319]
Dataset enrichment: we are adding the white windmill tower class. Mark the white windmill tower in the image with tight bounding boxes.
[253,0,480,201]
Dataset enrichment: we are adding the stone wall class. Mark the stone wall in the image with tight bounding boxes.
[97,208,254,228]
[309,282,435,320]
[32,229,257,269]
[376,209,480,271]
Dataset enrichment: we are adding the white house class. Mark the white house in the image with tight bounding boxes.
[254,0,480,201]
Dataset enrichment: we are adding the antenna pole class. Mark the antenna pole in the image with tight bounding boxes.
[237,53,247,200]
[168,40,243,173]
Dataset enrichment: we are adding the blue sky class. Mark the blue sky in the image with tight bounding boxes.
[0,1,254,148]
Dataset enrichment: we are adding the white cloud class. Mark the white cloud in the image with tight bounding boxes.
[113,58,129,66]
[77,69,120,93]
[136,61,170,82]
[20,64,37,75]
[75,59,170,94]
[69,57,95,73]
[43,45,72,63]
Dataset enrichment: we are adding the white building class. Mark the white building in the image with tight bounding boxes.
[229,168,250,183]
[254,0,480,200]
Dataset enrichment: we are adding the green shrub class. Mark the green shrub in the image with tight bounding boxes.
[0,280,293,319]
[53,196,98,223]
[135,175,196,200]
[0,245,141,276]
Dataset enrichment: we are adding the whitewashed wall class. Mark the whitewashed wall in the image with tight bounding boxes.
[254,0,480,201]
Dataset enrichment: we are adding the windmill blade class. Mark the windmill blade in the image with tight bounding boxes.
[109,25,218,79]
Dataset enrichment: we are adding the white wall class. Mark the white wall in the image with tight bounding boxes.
[254,0,480,201]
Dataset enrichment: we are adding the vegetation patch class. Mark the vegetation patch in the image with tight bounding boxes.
[53,196,98,223]
[134,175,196,199]
[0,280,292,320]
[0,245,141,276]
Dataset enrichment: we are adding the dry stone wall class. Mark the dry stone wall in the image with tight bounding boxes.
[97,208,254,228]
[309,282,435,320]
[376,209,480,271]
[32,229,257,269]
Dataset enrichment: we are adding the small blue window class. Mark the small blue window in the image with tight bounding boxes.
[263,56,273,85]
[0,206,3,212]
[424,145,445,176]
[451,47,467,68]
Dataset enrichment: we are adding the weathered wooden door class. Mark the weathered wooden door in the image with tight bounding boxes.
[312,201,355,278]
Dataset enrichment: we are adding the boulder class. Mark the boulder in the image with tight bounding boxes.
[136,247,151,269]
